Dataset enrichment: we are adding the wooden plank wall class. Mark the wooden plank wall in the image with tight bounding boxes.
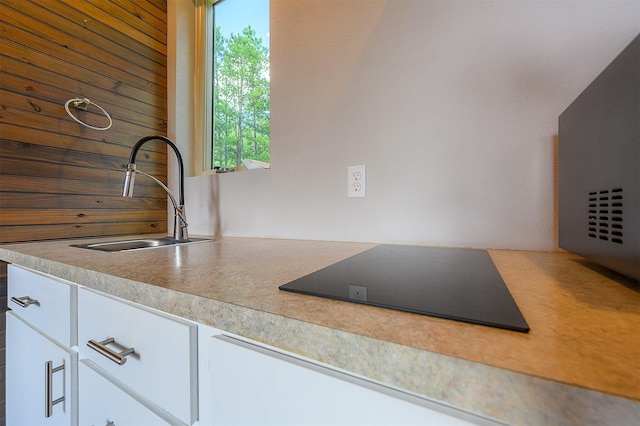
[0,0,169,243]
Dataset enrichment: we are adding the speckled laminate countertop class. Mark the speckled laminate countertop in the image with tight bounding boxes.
[1,236,638,425]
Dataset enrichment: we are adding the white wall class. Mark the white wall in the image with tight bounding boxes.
[174,0,639,251]
[167,0,195,205]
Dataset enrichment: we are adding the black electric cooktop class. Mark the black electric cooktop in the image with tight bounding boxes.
[279,245,529,332]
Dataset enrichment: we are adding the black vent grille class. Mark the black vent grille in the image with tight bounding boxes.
[588,188,624,244]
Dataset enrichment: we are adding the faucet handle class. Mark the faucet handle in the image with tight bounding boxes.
[174,206,189,241]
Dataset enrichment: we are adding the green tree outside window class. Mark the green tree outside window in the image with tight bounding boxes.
[213,24,270,169]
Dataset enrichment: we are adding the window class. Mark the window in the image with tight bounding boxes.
[206,0,270,171]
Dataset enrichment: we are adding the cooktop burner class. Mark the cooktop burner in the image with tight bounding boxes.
[279,245,529,332]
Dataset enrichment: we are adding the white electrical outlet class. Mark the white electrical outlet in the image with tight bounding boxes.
[347,165,366,198]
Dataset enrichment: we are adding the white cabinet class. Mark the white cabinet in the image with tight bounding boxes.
[7,264,77,347]
[6,312,77,426]
[6,264,78,426]
[195,323,225,426]
[6,265,198,426]
[78,359,173,426]
[77,287,198,425]
[207,335,494,426]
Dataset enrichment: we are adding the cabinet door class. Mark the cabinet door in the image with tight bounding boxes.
[78,360,174,426]
[208,335,493,426]
[6,312,77,426]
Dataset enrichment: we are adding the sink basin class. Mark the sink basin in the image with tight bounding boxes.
[71,237,211,252]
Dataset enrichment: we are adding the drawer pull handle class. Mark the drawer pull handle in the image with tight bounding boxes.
[45,361,65,418]
[10,295,39,308]
[87,338,135,365]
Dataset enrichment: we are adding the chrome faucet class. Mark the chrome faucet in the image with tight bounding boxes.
[122,136,189,241]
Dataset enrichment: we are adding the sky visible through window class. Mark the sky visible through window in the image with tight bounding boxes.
[216,0,269,52]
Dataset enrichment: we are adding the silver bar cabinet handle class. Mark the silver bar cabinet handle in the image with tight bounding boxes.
[10,295,39,308]
[87,338,135,365]
[45,361,65,418]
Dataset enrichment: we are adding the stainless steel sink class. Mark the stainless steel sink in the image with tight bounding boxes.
[71,237,211,252]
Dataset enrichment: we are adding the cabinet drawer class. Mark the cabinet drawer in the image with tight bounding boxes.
[79,360,175,426]
[77,287,197,425]
[7,264,77,346]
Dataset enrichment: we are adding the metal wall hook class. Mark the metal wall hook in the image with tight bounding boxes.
[64,97,113,130]
[71,98,90,111]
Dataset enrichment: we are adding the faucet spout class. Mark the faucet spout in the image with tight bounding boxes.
[122,136,189,241]
[122,163,137,197]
